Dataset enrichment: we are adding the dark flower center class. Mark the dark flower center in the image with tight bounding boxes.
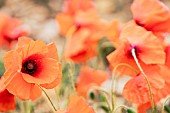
[21,60,38,75]
[126,46,140,58]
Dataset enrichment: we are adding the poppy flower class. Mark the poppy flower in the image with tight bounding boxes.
[131,0,170,41]
[55,95,95,113]
[3,37,62,100]
[57,0,108,62]
[76,66,109,97]
[105,19,121,48]
[107,21,165,77]
[0,14,28,49]
[0,77,16,112]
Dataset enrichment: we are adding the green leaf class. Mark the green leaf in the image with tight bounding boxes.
[98,37,115,66]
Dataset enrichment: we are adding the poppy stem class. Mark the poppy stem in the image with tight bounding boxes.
[131,48,155,113]
[54,87,61,110]
[111,63,138,112]
[38,85,57,111]
[161,96,170,113]
[113,105,135,113]
[68,61,76,93]
[92,86,112,112]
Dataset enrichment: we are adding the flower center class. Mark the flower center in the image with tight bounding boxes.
[126,46,140,59]
[21,60,38,75]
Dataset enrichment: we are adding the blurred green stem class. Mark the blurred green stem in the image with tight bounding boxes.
[111,63,138,112]
[162,96,170,113]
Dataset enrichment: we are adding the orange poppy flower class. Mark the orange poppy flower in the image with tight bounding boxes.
[0,77,16,112]
[3,37,62,100]
[105,19,121,48]
[107,21,165,77]
[63,28,98,63]
[57,0,108,62]
[131,0,170,41]
[55,95,95,113]
[0,14,28,49]
[76,66,109,97]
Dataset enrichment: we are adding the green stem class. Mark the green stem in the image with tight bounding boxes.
[162,96,170,113]
[68,61,76,93]
[131,48,154,113]
[54,87,61,110]
[111,63,138,112]
[92,86,112,112]
[38,85,57,111]
[113,105,130,113]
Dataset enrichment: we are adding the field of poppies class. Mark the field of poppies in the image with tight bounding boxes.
[1,0,170,113]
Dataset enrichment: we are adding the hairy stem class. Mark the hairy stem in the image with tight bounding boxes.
[111,63,138,112]
[131,48,154,113]
[38,85,57,111]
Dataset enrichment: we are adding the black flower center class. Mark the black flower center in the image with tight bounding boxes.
[21,60,38,75]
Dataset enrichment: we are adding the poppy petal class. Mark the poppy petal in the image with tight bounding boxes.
[120,22,165,64]
[131,0,170,33]
[40,63,62,89]
[123,73,165,104]
[5,72,42,100]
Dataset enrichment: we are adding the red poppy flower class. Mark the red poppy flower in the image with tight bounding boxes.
[131,0,170,41]
[107,21,165,76]
[3,37,62,100]
[55,95,95,113]
[76,66,109,97]
[0,14,28,49]
[0,77,16,112]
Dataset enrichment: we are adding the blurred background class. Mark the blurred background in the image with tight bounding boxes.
[0,0,169,47]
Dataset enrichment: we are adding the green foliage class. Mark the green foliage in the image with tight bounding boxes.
[165,105,170,113]
[98,37,115,66]
[127,109,136,113]
[0,61,5,77]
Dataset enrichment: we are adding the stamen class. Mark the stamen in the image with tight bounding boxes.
[21,60,38,75]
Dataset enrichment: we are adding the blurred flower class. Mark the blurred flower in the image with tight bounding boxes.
[55,95,95,113]
[0,77,16,112]
[0,14,28,49]
[105,19,121,48]
[131,0,170,42]
[3,37,62,100]
[107,21,165,77]
[76,66,109,97]
[56,0,108,62]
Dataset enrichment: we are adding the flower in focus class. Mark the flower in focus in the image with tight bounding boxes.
[131,0,170,42]
[55,95,95,113]
[107,21,165,77]
[76,66,109,97]
[0,77,16,112]
[3,37,62,100]
[0,14,28,49]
